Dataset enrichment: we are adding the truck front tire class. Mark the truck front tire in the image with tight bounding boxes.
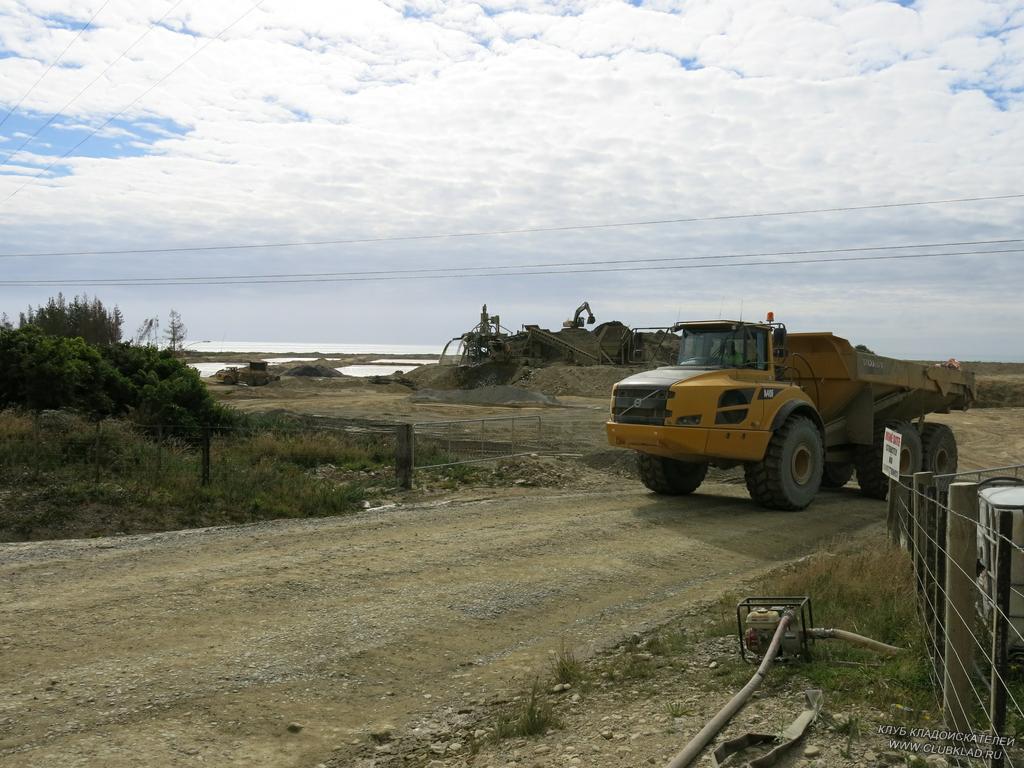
[638,454,708,495]
[744,415,824,510]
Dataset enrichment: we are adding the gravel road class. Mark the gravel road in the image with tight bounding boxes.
[0,481,884,768]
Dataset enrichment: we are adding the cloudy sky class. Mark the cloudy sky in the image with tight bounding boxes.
[0,0,1022,358]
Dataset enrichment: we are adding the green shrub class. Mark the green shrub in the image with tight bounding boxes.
[0,326,234,433]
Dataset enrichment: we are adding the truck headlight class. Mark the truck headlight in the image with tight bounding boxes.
[676,414,702,425]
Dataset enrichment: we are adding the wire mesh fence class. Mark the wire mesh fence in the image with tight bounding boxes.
[412,415,546,470]
[0,411,558,535]
[0,412,404,538]
[888,468,1024,766]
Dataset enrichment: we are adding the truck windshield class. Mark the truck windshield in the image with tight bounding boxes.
[676,326,769,370]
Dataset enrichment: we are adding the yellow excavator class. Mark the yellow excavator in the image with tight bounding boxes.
[606,313,975,510]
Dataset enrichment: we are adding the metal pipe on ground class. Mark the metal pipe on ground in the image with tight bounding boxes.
[664,611,794,768]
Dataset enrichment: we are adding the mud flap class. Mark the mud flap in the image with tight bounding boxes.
[711,690,823,768]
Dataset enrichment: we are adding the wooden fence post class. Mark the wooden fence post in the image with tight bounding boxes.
[944,481,979,734]
[887,476,899,546]
[990,509,1013,768]
[200,427,211,486]
[396,424,414,490]
[94,421,103,484]
[156,425,163,481]
[913,472,934,595]
[899,474,914,551]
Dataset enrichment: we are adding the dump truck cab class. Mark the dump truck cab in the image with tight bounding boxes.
[607,315,974,511]
[608,319,814,468]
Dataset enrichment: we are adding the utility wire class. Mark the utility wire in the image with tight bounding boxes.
[1,193,1022,259]
[0,1,112,130]
[0,0,189,169]
[1,238,1018,283]
[2,246,1018,288]
[1,0,266,205]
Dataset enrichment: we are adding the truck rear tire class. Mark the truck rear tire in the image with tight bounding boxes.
[744,415,823,510]
[855,421,923,499]
[821,462,854,489]
[638,454,708,495]
[921,423,957,475]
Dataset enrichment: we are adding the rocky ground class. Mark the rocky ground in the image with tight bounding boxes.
[4,357,1022,768]
[1,481,896,768]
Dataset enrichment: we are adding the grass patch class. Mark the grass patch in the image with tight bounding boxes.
[645,627,691,657]
[741,544,938,718]
[551,643,586,686]
[664,701,689,718]
[608,650,657,681]
[492,680,559,740]
[0,410,388,540]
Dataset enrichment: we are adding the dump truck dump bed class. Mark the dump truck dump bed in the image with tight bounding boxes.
[786,333,975,440]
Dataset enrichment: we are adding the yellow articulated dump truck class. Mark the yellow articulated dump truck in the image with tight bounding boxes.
[606,314,975,510]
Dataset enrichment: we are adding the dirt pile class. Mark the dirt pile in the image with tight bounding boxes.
[410,386,560,407]
[514,364,646,398]
[404,362,523,390]
[283,364,342,378]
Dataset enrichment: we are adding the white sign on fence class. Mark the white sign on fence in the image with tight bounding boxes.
[882,427,902,480]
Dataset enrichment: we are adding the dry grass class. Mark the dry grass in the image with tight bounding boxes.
[492,681,560,740]
[756,543,936,715]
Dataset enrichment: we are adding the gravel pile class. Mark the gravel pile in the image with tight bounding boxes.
[283,365,342,378]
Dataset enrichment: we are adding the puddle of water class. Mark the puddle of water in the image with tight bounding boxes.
[188,342,441,354]
[369,359,437,365]
[336,364,427,377]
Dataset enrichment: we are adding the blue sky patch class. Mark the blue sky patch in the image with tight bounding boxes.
[951,80,1023,111]
[0,111,189,175]
[38,13,92,32]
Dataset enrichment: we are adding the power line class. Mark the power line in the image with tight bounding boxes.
[0,0,189,169]
[1,192,1022,259]
[1,246,1017,288]
[1,238,1017,283]
[0,1,112,130]
[1,0,267,205]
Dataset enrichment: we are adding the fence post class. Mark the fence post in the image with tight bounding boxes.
[932,484,946,676]
[899,474,914,551]
[888,474,912,548]
[912,471,934,596]
[396,424,414,490]
[94,421,102,483]
[990,508,1013,768]
[944,481,979,735]
[156,425,163,481]
[200,427,211,486]
[887,475,898,545]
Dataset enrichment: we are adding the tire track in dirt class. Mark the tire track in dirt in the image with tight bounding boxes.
[0,484,883,768]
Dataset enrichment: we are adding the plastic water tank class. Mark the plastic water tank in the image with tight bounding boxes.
[978,484,1024,656]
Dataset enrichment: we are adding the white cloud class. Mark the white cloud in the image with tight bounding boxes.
[0,0,1021,358]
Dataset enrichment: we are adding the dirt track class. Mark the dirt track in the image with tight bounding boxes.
[3,368,1021,767]
[0,480,885,768]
